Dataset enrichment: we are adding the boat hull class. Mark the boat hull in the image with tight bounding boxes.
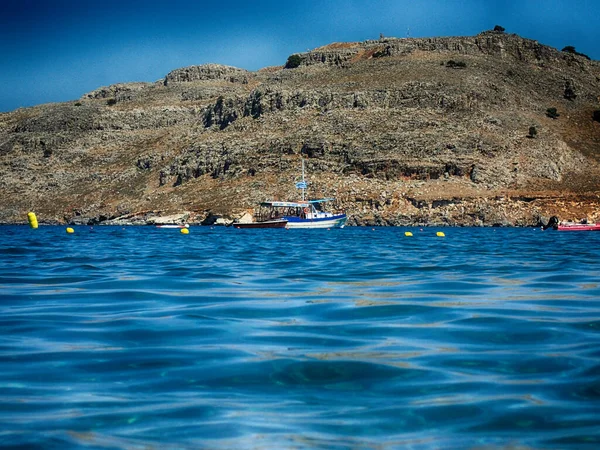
[234,219,288,229]
[156,224,189,229]
[557,223,600,231]
[284,214,347,229]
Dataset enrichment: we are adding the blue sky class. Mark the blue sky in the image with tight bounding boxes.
[1,0,598,112]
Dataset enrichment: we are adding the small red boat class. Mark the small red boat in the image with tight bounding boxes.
[557,222,600,231]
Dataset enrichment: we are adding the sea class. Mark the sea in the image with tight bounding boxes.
[1,225,599,449]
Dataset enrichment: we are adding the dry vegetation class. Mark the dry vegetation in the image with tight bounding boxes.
[1,31,599,226]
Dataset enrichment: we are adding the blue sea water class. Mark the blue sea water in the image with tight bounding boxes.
[1,225,599,449]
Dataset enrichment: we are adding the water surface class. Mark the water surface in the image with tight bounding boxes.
[1,226,599,449]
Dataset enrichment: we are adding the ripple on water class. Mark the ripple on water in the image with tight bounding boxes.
[0,226,599,448]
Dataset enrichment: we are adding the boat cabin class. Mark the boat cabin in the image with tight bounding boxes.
[259,199,338,220]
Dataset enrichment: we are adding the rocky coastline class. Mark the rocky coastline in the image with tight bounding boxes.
[1,30,599,227]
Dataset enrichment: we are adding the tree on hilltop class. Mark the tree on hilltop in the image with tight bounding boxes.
[561,46,591,60]
[285,54,303,69]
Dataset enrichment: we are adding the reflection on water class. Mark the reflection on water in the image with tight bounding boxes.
[1,225,599,449]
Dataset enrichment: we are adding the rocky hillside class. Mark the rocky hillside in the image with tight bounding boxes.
[1,30,600,226]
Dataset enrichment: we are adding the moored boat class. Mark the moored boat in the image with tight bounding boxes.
[279,158,347,229]
[272,200,347,229]
[236,157,346,229]
[156,224,189,229]
[557,222,600,231]
[544,216,600,231]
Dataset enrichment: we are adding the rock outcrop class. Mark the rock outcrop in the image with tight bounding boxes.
[164,64,251,85]
[1,31,600,226]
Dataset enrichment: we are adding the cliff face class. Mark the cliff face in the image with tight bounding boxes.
[1,31,600,226]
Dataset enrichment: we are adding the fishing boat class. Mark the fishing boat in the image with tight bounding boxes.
[236,158,346,229]
[276,158,346,229]
[283,158,346,228]
[256,200,347,229]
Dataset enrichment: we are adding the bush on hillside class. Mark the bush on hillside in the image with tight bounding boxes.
[593,110,600,122]
[285,54,303,69]
[446,60,466,69]
[373,48,389,58]
[528,126,537,138]
[561,46,591,60]
[493,25,506,33]
[546,107,560,119]
[564,81,577,101]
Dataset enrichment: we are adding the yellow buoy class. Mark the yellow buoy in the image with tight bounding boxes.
[436,231,445,237]
[66,227,74,234]
[404,231,413,237]
[27,212,38,229]
[180,228,189,234]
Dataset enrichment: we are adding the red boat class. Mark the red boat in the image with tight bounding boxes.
[557,222,600,231]
[543,216,600,231]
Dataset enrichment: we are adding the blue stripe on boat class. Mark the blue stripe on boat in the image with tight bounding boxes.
[284,215,346,223]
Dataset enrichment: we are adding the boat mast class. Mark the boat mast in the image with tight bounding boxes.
[295,156,308,202]
[301,157,305,201]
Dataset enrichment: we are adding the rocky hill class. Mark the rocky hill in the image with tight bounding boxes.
[1,30,600,226]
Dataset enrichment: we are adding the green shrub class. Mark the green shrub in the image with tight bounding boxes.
[564,81,577,101]
[561,46,591,60]
[546,107,560,119]
[446,60,466,69]
[285,54,303,69]
[493,25,505,33]
[106,98,117,106]
[528,126,537,138]
[593,110,600,122]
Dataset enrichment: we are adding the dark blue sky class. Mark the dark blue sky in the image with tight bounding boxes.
[1,0,598,112]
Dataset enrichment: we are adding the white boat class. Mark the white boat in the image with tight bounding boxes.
[259,200,347,229]
[156,224,190,229]
[262,158,347,229]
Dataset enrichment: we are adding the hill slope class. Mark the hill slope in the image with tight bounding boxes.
[1,31,600,226]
